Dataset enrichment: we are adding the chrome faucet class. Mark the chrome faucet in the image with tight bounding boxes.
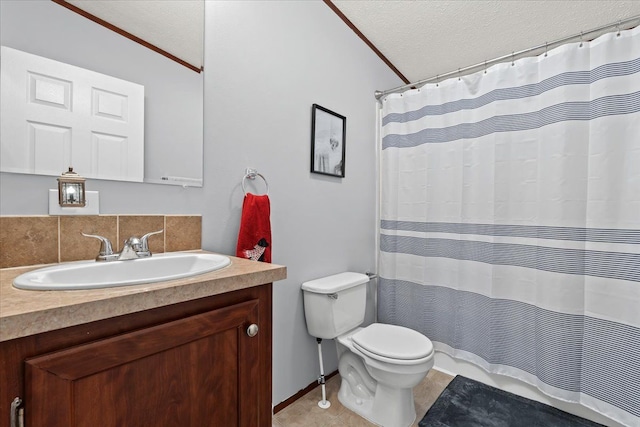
[82,230,163,261]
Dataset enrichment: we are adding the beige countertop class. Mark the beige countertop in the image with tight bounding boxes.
[0,251,286,342]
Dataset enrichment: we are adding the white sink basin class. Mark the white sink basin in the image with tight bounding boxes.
[13,252,231,291]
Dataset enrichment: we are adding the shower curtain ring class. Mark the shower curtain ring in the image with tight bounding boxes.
[511,52,515,66]
[458,68,461,81]
[580,31,584,47]
[544,42,548,57]
[484,60,487,74]
[616,20,621,36]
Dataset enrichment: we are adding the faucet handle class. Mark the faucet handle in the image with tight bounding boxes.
[81,232,115,260]
[139,229,164,252]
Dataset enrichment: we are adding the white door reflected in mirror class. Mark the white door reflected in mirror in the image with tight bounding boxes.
[1,46,144,182]
[0,0,204,187]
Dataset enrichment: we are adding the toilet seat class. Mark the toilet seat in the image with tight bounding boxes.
[351,323,434,365]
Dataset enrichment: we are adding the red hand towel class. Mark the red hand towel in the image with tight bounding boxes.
[236,193,271,263]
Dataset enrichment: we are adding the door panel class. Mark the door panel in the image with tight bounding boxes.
[0,46,144,181]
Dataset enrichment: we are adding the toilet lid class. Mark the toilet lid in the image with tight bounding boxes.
[352,323,433,361]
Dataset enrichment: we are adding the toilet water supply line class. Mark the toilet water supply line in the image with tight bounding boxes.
[316,338,331,409]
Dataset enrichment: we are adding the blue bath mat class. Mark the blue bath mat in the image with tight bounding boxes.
[419,375,605,427]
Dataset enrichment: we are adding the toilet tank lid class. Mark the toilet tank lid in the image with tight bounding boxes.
[301,272,369,294]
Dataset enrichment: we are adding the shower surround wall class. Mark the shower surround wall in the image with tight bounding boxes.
[0,215,201,268]
[378,26,640,427]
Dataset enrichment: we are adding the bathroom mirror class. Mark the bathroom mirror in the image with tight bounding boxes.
[0,1,204,187]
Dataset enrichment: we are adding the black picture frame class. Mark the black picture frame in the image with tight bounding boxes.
[311,104,346,177]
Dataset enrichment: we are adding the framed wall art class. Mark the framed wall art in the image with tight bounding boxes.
[310,104,346,177]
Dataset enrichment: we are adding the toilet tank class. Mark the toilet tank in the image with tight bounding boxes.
[301,272,369,339]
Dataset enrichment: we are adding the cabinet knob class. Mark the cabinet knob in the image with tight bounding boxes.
[247,324,259,337]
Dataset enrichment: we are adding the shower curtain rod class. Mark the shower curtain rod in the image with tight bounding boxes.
[374,14,640,100]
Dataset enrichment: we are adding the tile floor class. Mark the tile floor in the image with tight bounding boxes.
[272,369,454,427]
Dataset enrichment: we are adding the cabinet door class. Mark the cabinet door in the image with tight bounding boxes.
[25,299,260,426]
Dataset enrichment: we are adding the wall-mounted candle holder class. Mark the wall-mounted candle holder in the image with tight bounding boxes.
[57,167,86,207]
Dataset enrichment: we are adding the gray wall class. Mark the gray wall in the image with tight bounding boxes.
[0,0,402,406]
[204,1,401,405]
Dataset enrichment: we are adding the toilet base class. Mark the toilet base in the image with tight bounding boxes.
[333,328,431,427]
[338,377,416,427]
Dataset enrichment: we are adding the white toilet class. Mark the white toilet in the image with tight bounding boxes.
[301,272,434,427]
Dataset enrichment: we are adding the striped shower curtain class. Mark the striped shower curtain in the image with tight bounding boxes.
[378,26,639,427]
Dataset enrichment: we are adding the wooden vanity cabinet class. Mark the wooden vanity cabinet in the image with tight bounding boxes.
[0,284,272,427]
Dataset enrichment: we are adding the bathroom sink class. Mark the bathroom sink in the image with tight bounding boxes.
[13,252,231,291]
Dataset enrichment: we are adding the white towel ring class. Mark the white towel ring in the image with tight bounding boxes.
[242,168,269,195]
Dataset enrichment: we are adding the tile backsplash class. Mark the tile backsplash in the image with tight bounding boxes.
[0,215,201,268]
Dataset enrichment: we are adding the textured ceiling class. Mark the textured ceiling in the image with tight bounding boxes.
[67,0,204,70]
[60,1,640,83]
[332,1,640,87]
